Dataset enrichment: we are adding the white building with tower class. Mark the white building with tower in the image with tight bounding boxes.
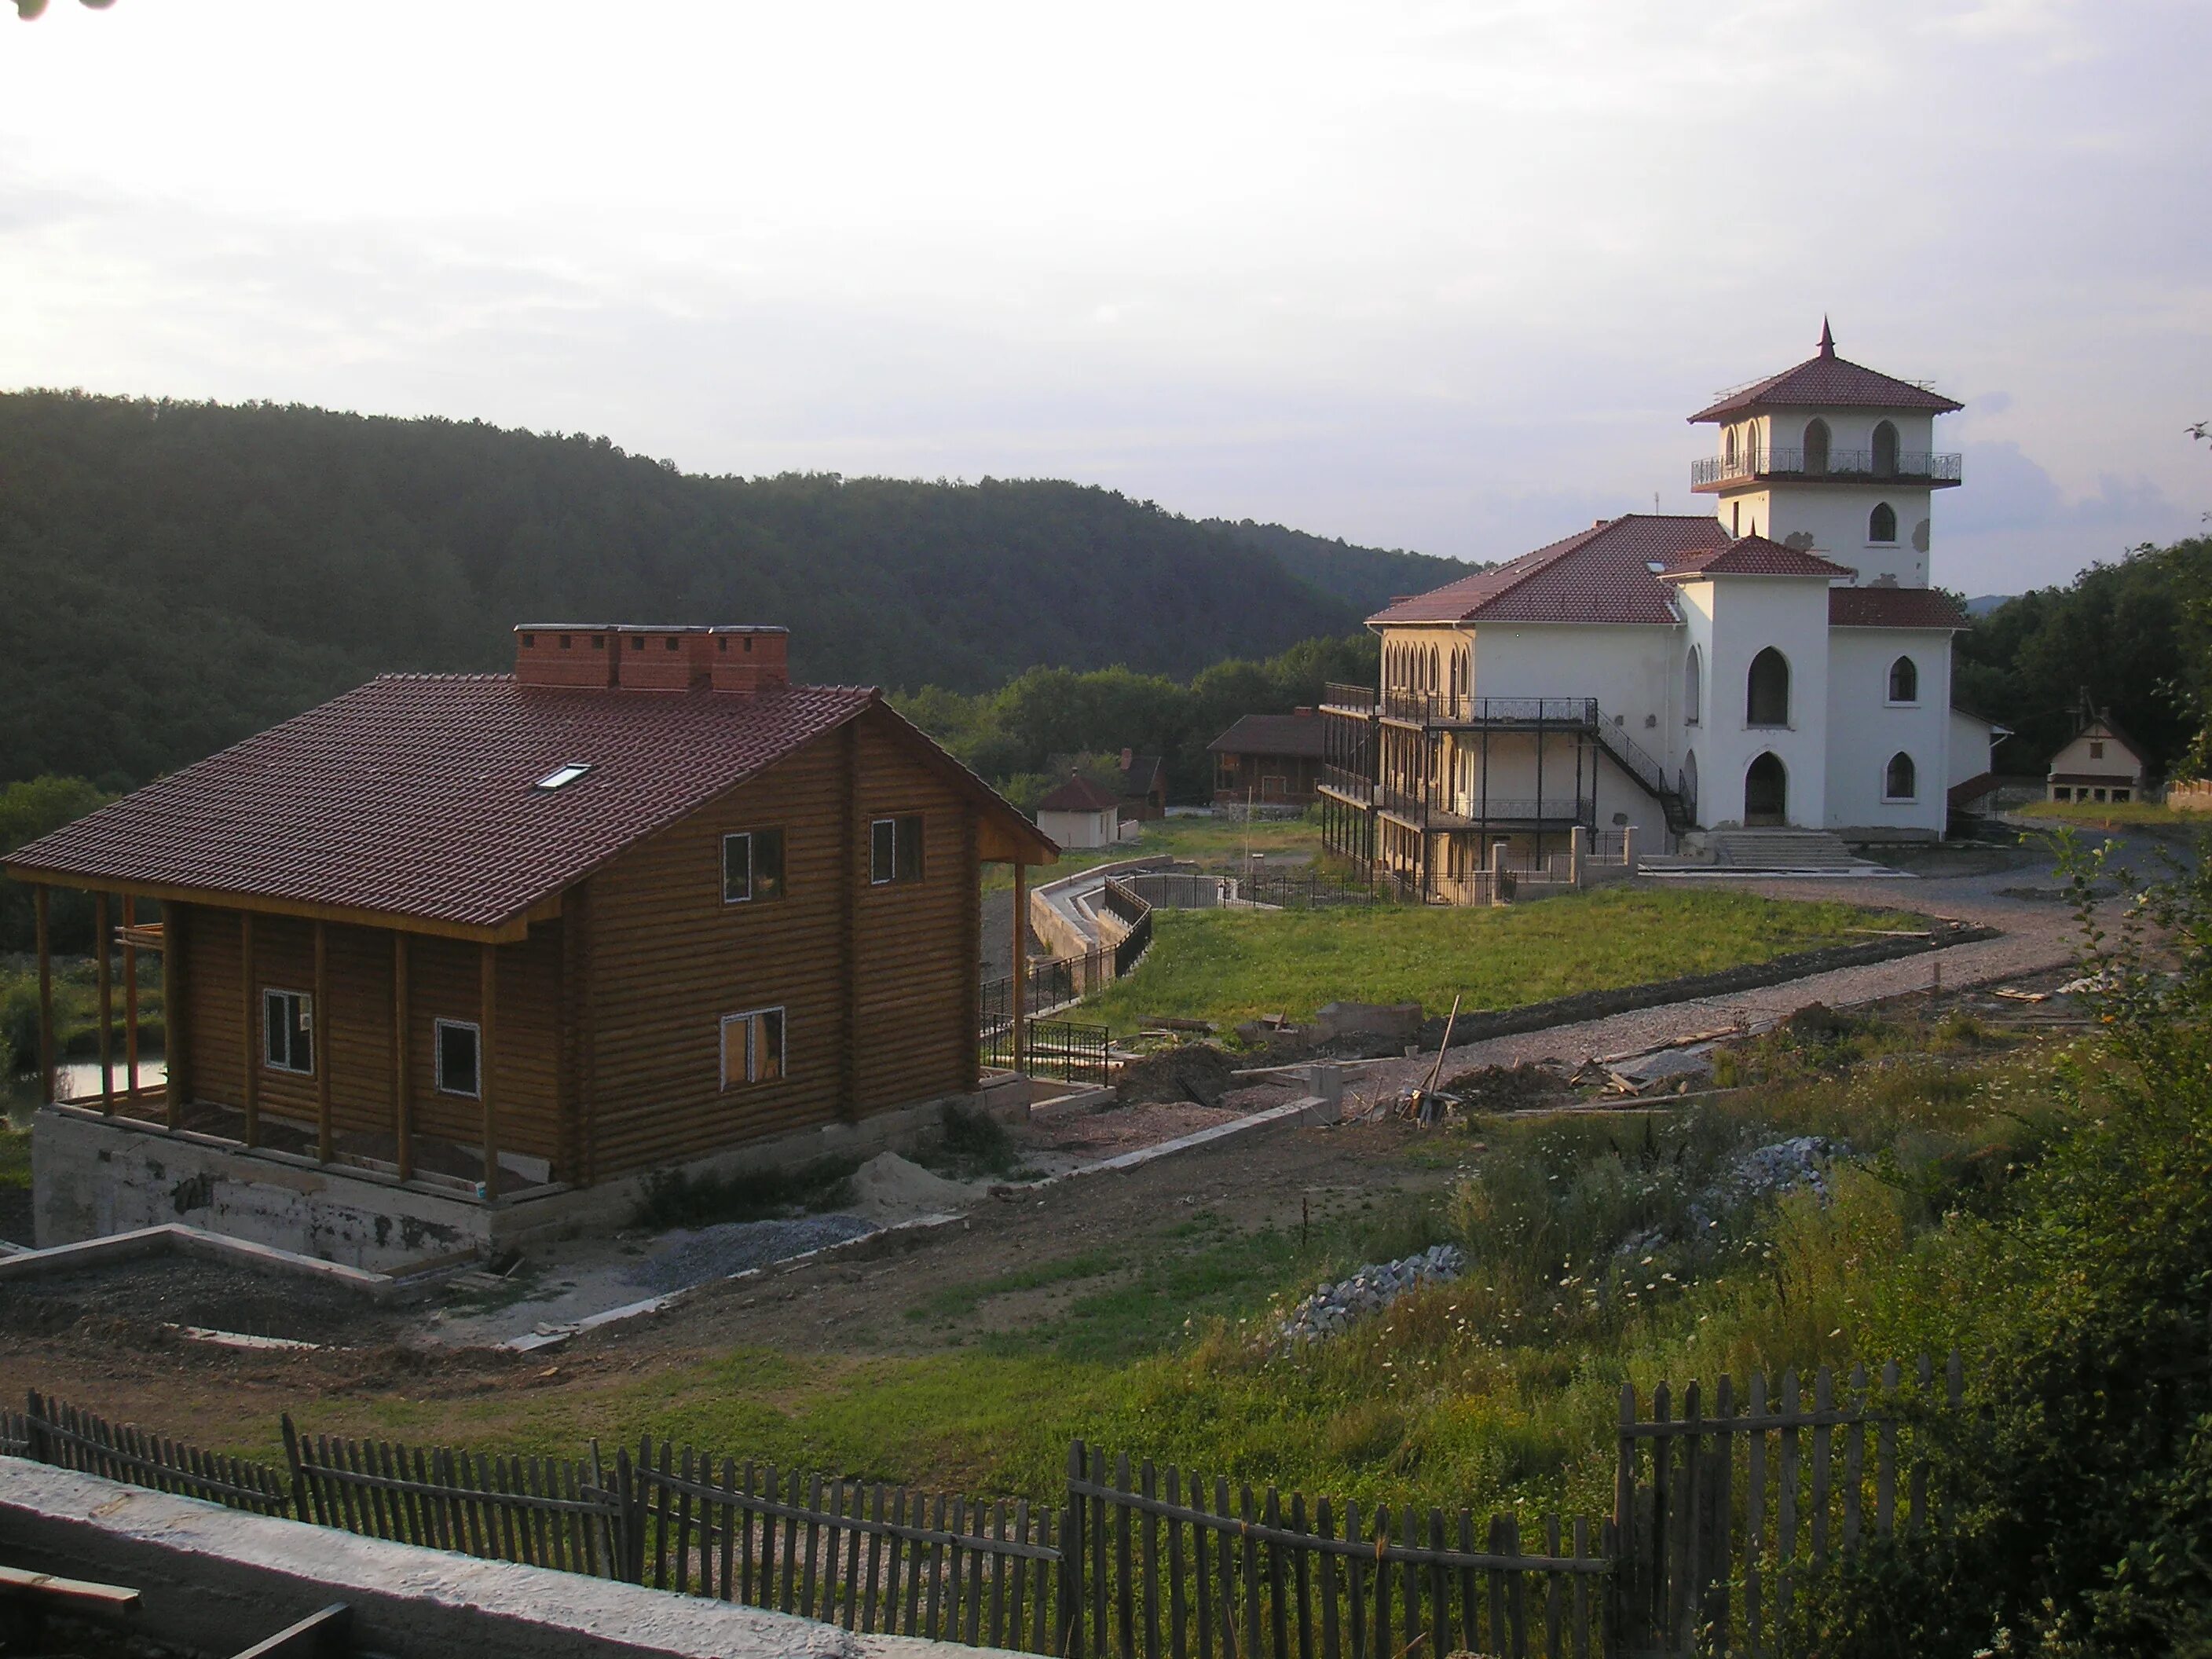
[1320,324,1980,892]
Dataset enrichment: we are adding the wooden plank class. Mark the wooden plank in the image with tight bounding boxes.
[480,941,500,1198]
[122,895,141,1108]
[0,1562,143,1613]
[240,910,259,1144]
[1746,1372,1767,1656]
[35,886,54,1107]
[164,903,188,1125]
[227,1601,351,1658]
[840,720,861,1119]
[392,932,412,1181]
[97,892,113,1111]
[1778,1369,1800,1634]
[313,921,331,1161]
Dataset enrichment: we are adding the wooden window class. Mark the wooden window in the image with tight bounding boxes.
[2089,740,2105,760]
[870,815,924,884]
[435,1019,481,1098]
[1884,751,1917,801]
[262,988,313,1075]
[1887,655,1918,703]
[723,829,786,904]
[720,1008,786,1088]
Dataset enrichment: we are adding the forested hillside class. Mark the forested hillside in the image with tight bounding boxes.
[1203,518,1478,611]
[0,390,1450,789]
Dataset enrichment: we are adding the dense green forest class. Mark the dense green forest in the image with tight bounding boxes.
[1956,536,2212,776]
[1201,518,1478,610]
[0,390,1466,791]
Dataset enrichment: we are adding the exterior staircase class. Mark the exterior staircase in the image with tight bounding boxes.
[1588,711,1695,835]
[1702,829,1865,870]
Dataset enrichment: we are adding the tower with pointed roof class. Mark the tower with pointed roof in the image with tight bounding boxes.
[1688,320,1962,588]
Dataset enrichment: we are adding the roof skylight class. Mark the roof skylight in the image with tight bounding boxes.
[534,764,591,791]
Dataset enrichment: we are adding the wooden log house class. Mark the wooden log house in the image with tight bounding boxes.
[6,624,1056,1259]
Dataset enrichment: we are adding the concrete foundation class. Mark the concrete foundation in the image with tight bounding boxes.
[0,1458,994,1659]
[33,1074,1029,1274]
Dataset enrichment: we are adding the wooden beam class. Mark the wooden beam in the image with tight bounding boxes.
[33,885,53,1109]
[479,941,499,1202]
[839,720,859,1120]
[0,866,537,944]
[557,883,586,1187]
[576,882,598,1188]
[961,811,980,1092]
[165,903,186,1128]
[240,910,259,1147]
[123,893,140,1109]
[96,892,113,1113]
[1011,859,1027,1078]
[0,1562,143,1615]
[313,920,331,1163]
[227,1602,352,1659]
[391,931,412,1184]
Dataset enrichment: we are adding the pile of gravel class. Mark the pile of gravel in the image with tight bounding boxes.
[622,1214,877,1293]
[1276,1243,1465,1345]
[1729,1136,1844,1203]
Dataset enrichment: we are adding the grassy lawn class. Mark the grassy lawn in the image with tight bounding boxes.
[1079,887,1919,1033]
[982,813,1324,892]
[176,1009,2052,1524]
[2014,798,2204,831]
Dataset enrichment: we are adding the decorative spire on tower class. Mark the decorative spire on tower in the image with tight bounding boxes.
[1817,317,1836,358]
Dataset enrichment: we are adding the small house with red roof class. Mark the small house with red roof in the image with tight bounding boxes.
[5,624,1057,1269]
[1318,324,1972,896]
[1034,770,1125,850]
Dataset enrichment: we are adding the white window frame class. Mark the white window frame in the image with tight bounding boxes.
[720,1007,787,1090]
[262,987,314,1075]
[723,827,786,905]
[869,815,924,885]
[1882,752,1919,804]
[434,1019,482,1098]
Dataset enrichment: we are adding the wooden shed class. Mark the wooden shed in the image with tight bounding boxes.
[6,624,1057,1224]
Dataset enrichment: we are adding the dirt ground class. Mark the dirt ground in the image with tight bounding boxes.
[0,1114,1459,1446]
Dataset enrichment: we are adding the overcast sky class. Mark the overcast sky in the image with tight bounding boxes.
[2,0,2206,597]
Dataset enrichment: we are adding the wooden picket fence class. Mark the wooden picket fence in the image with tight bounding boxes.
[631,1441,1066,1650]
[24,1390,292,1515]
[1611,1356,1963,1659]
[1064,1443,1610,1659]
[13,1362,1966,1658]
[284,1416,626,1578]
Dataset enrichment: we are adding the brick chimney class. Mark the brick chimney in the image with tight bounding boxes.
[709,627,790,695]
[611,625,712,690]
[513,624,617,687]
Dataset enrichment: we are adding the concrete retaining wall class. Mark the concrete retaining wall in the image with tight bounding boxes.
[0,1458,999,1659]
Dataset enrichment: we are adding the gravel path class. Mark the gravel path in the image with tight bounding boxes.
[1353,855,2097,1101]
[621,1214,879,1293]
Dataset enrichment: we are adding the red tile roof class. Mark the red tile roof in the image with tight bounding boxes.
[1661,535,1854,580]
[1828,588,1968,629]
[1368,515,1729,627]
[1207,712,1328,758]
[1035,771,1123,814]
[1690,325,1961,422]
[7,676,1044,932]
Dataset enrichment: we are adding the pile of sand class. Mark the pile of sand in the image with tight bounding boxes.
[845,1152,974,1220]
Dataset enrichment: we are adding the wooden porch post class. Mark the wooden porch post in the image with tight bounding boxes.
[479,941,499,1201]
[1011,860,1027,1077]
[392,932,412,1183]
[123,894,140,1110]
[313,920,331,1163]
[240,911,259,1147]
[164,904,186,1128]
[95,892,113,1113]
[34,885,54,1108]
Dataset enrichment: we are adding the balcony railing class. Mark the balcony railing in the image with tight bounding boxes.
[1318,764,1372,804]
[1320,682,1376,713]
[1378,784,1590,826]
[1379,693,1601,727]
[1691,447,1962,489]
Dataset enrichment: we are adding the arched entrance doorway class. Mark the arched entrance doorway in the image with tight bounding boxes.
[1744,753,1787,826]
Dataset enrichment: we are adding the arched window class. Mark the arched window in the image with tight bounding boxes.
[1683,646,1701,724]
[1681,749,1700,826]
[1725,427,1738,469]
[1746,647,1790,727]
[1872,420,1899,478]
[1803,418,1831,475]
[1885,751,1917,800]
[1745,753,1788,825]
[1888,654,1918,703]
[1869,502,1897,543]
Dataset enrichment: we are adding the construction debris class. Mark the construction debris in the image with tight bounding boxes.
[1276,1244,1466,1345]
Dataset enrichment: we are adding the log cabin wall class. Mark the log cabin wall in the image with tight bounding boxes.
[172,901,566,1174]
[585,705,981,1182]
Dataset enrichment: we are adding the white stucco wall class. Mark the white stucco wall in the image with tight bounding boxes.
[1468,624,1679,744]
[2047,730,2145,785]
[1708,407,1943,588]
[1678,575,1833,828]
[1824,630,1953,836]
[1949,708,2000,789]
[1037,807,1114,850]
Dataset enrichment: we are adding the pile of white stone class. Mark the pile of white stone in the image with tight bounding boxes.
[1276,1243,1466,1346]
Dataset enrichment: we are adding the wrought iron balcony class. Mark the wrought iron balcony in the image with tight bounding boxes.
[1691,447,1962,492]
[1318,764,1373,804]
[1320,682,1376,714]
[1379,694,1601,727]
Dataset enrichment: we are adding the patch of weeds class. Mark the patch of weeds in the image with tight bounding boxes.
[0,1123,29,1190]
[918,1103,1021,1180]
[632,1156,860,1229]
[908,1250,1126,1323]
